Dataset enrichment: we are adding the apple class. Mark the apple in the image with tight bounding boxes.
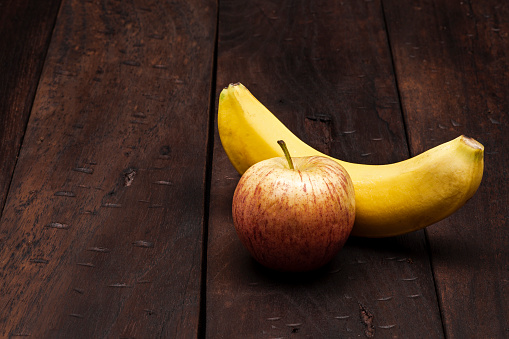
[232,140,356,272]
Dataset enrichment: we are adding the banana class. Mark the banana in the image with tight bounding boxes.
[218,83,484,238]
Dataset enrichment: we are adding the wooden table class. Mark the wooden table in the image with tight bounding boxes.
[1,0,507,338]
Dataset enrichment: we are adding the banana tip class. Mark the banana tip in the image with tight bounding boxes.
[461,135,484,151]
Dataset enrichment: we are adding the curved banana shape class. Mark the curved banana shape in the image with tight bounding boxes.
[218,83,484,237]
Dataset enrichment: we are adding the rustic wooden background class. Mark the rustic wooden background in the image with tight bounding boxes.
[0,0,507,338]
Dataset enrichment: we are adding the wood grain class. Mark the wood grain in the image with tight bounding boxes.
[0,0,216,337]
[208,0,443,337]
[2,0,506,337]
[0,0,62,214]
[383,0,509,337]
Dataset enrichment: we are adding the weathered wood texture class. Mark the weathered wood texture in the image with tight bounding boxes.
[208,1,444,337]
[0,0,62,213]
[384,0,509,337]
[0,0,216,337]
[1,0,507,337]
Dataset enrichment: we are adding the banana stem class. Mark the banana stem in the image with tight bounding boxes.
[277,140,294,170]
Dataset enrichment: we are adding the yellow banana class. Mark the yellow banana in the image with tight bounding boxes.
[218,83,484,238]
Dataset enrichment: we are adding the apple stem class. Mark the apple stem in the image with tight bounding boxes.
[277,140,294,170]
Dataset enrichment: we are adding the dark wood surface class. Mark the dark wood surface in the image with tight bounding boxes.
[0,0,507,338]
[384,1,509,337]
[0,0,62,215]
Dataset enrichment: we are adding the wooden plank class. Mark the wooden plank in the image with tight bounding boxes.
[0,0,216,337]
[208,0,444,337]
[0,0,62,213]
[383,0,509,337]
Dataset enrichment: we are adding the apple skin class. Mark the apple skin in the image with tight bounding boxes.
[232,155,355,272]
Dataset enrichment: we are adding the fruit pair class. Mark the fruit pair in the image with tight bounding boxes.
[218,83,484,238]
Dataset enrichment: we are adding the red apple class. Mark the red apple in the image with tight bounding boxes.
[232,140,356,272]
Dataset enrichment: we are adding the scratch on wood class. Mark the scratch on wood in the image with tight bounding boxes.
[397,257,414,263]
[132,240,154,248]
[130,119,148,125]
[124,168,137,187]
[489,117,500,124]
[266,317,281,321]
[30,258,49,264]
[108,283,132,288]
[285,323,302,327]
[73,167,94,174]
[122,60,141,67]
[402,277,418,281]
[133,112,147,118]
[376,296,393,301]
[54,69,76,76]
[87,247,110,253]
[379,324,396,329]
[54,191,76,197]
[76,262,95,267]
[334,315,350,319]
[101,203,122,208]
[359,303,375,337]
[45,222,70,230]
[153,180,173,186]
[80,210,97,215]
